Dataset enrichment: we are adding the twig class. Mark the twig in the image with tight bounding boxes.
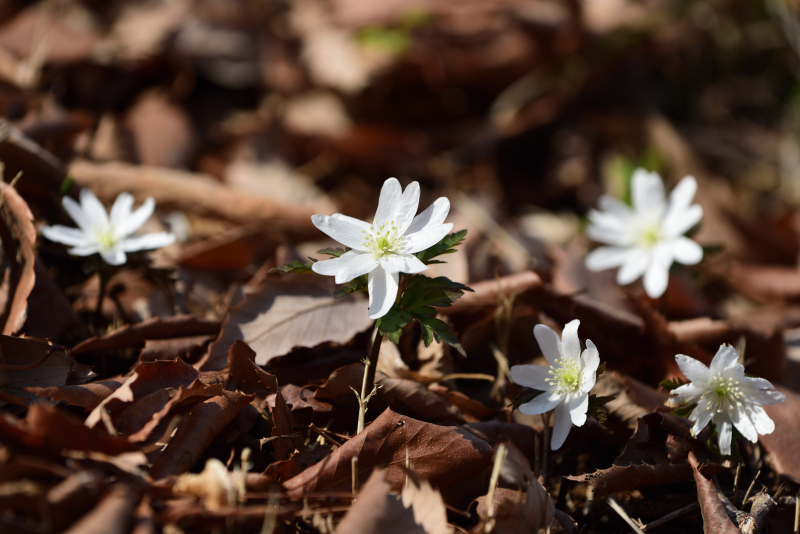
[355,327,383,434]
[742,470,761,508]
[260,486,281,534]
[483,444,508,533]
[733,463,742,506]
[794,490,799,534]
[607,497,645,534]
[308,424,342,448]
[639,502,699,532]
[746,492,777,534]
[351,457,359,497]
[541,411,551,479]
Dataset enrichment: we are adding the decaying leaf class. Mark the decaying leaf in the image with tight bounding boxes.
[759,386,800,484]
[204,276,373,369]
[688,453,741,534]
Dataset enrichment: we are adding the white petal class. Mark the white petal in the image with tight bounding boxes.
[519,391,562,416]
[109,192,134,228]
[585,247,632,272]
[400,223,453,254]
[662,204,703,238]
[392,181,421,235]
[668,175,697,212]
[118,232,176,252]
[334,253,379,284]
[560,319,581,361]
[632,169,665,218]
[689,397,714,435]
[709,345,740,376]
[642,245,672,298]
[550,400,572,450]
[745,405,775,435]
[312,214,369,251]
[62,195,94,232]
[406,197,450,235]
[746,388,786,406]
[68,244,101,256]
[730,403,758,442]
[598,195,634,219]
[509,364,552,390]
[311,251,361,277]
[116,198,155,238]
[533,324,562,366]
[580,341,599,391]
[670,237,703,265]
[79,188,109,227]
[373,178,403,227]
[616,248,650,285]
[586,211,633,246]
[717,419,733,455]
[331,213,372,232]
[568,393,589,426]
[666,383,703,407]
[367,265,399,319]
[675,354,709,383]
[100,248,126,265]
[380,253,427,274]
[39,224,92,247]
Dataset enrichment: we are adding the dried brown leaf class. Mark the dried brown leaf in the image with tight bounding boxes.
[0,178,36,335]
[688,453,741,534]
[759,386,800,484]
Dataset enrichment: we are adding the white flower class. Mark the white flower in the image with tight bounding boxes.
[311,178,453,319]
[510,320,600,450]
[585,169,704,298]
[40,189,176,266]
[666,344,786,455]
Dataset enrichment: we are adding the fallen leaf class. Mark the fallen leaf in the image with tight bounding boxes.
[0,177,36,336]
[283,408,492,499]
[29,379,123,411]
[688,453,741,534]
[62,482,145,534]
[203,276,372,369]
[759,386,800,484]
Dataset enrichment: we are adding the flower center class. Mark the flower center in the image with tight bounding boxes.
[95,225,118,251]
[702,373,743,414]
[546,357,582,395]
[638,224,662,248]
[363,220,404,258]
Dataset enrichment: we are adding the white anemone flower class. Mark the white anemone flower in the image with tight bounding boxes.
[585,169,704,298]
[510,320,600,450]
[311,178,453,319]
[666,344,786,455]
[39,189,176,266]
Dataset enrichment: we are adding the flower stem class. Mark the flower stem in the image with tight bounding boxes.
[541,411,551,480]
[356,326,383,434]
[94,263,113,333]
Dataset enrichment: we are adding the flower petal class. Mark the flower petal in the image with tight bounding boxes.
[717,419,733,455]
[373,178,403,227]
[550,400,572,450]
[332,213,372,232]
[311,251,361,277]
[675,354,709,383]
[668,175,697,212]
[670,237,703,265]
[745,405,775,435]
[405,197,450,235]
[631,169,665,218]
[662,204,703,238]
[689,398,714,435]
[746,388,786,406]
[666,383,703,407]
[568,393,589,426]
[380,253,427,274]
[312,214,369,251]
[709,344,740,376]
[79,188,109,227]
[118,232,176,252]
[598,195,634,219]
[334,253,379,284]
[560,319,581,361]
[392,181,421,235]
[533,324,562,366]
[616,248,650,285]
[730,403,758,442]
[62,195,94,233]
[509,364,552,390]
[585,247,632,272]
[116,198,155,238]
[580,341,599,391]
[68,244,101,256]
[39,224,92,247]
[642,245,672,298]
[400,223,453,254]
[519,391,561,416]
[367,265,399,319]
[109,192,134,228]
[100,248,126,265]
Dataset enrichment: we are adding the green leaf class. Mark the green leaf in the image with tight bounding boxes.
[417,316,465,356]
[268,260,314,275]
[586,394,615,424]
[400,275,472,312]
[377,306,412,344]
[415,230,467,265]
[317,247,348,258]
[659,377,686,391]
[333,274,368,298]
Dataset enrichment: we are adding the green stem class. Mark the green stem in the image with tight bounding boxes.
[357,327,383,434]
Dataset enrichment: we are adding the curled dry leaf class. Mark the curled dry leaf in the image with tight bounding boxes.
[567,413,725,497]
[688,452,741,534]
[203,276,373,370]
[149,390,255,479]
[71,315,221,356]
[61,482,145,534]
[1,335,92,406]
[29,379,123,411]
[0,178,36,336]
[758,386,800,484]
[284,408,492,499]
[473,481,555,534]
[333,469,452,534]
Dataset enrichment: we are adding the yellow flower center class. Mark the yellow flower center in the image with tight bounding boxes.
[546,357,582,395]
[95,225,118,251]
[362,220,404,258]
[639,225,662,248]
[703,373,743,414]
